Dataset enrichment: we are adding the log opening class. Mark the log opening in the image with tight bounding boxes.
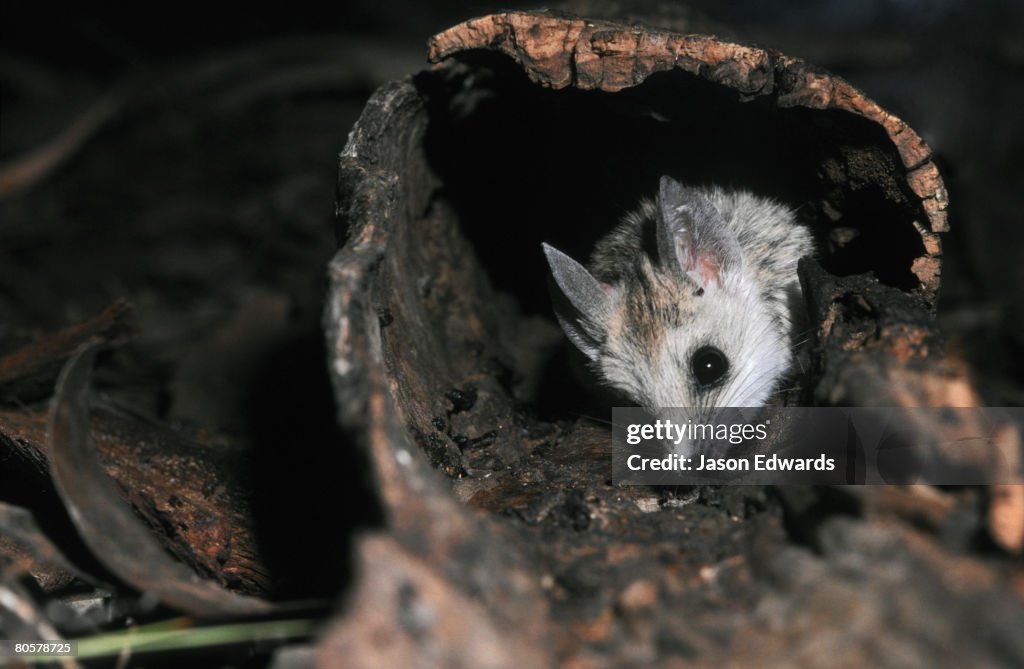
[421,51,930,312]
[335,11,949,480]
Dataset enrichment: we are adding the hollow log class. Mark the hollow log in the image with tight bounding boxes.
[323,9,1024,668]
[330,7,953,516]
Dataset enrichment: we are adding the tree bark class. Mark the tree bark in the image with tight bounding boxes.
[323,9,1023,668]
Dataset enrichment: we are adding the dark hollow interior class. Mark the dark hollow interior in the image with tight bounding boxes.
[374,52,931,430]
[423,53,927,309]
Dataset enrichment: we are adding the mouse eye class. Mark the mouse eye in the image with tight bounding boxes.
[691,346,728,388]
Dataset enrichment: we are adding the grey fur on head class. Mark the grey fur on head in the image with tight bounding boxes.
[543,175,813,411]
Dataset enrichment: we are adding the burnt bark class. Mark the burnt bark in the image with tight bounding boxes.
[0,310,272,599]
[322,9,1024,668]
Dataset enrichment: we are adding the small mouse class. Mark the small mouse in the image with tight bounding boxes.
[542,176,813,411]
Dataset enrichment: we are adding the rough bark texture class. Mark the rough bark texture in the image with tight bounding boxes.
[428,10,947,297]
[0,308,271,599]
[0,404,270,598]
[322,10,1023,668]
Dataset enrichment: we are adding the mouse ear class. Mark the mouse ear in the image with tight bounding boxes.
[656,176,743,292]
[542,243,615,361]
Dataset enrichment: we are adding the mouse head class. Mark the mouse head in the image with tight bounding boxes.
[543,177,791,410]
